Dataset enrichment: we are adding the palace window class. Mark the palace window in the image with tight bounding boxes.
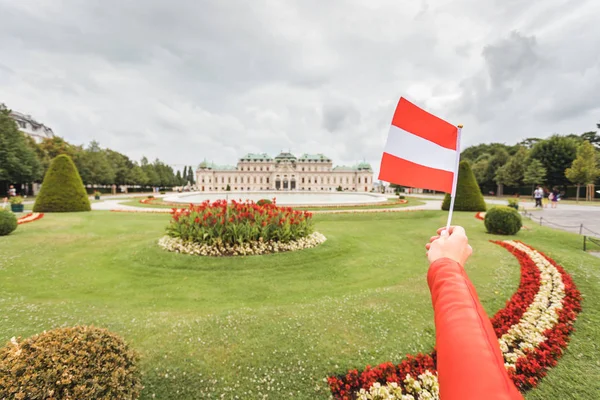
[235,177,238,183]
[228,177,231,183]
[254,177,256,183]
[302,167,305,171]
[202,178,205,183]
[261,167,263,171]
[254,167,256,171]
[308,178,311,183]
[266,177,270,183]
[302,177,305,183]
[358,177,361,183]
[260,177,263,183]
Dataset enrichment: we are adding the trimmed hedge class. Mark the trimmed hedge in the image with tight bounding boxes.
[484,206,522,235]
[442,161,486,212]
[0,210,17,236]
[33,155,91,212]
[0,326,142,399]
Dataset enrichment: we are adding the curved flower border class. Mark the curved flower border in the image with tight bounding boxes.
[475,212,486,220]
[16,213,44,225]
[328,240,581,399]
[158,232,326,257]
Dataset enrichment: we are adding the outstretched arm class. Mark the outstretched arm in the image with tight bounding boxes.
[426,227,522,400]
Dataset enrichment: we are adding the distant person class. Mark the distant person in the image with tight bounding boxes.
[8,185,16,197]
[534,186,544,208]
[551,187,560,208]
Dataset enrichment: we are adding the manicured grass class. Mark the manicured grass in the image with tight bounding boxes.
[294,198,424,211]
[0,211,599,398]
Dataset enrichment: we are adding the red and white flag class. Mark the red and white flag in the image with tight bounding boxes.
[379,98,460,194]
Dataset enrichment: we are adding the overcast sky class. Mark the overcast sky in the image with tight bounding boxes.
[1,0,599,175]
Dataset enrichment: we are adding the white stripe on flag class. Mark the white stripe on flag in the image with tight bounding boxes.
[383,125,456,172]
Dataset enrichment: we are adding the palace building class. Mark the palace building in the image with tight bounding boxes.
[196,152,374,192]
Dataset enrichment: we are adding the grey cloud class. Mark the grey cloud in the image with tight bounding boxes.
[1,0,599,177]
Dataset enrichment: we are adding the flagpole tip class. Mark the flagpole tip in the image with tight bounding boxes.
[457,124,464,128]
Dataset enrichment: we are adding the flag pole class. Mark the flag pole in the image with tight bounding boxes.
[445,124,463,233]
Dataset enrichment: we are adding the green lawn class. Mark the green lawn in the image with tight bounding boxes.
[0,211,599,399]
[117,197,426,211]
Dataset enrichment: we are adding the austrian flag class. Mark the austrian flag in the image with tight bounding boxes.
[379,98,460,193]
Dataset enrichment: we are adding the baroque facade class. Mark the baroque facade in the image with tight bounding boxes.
[196,152,374,192]
[1,104,55,143]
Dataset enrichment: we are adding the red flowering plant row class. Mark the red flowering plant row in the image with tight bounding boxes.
[328,240,582,399]
[166,199,314,245]
[16,213,44,225]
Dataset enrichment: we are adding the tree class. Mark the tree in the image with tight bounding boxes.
[518,138,542,149]
[530,135,578,187]
[484,149,509,194]
[33,155,91,212]
[494,147,527,190]
[127,164,148,187]
[175,170,183,186]
[187,166,195,184]
[226,184,231,191]
[78,141,116,185]
[470,154,491,187]
[565,140,600,202]
[0,107,42,194]
[523,159,547,194]
[580,131,600,149]
[106,150,133,185]
[183,166,188,183]
[441,161,486,211]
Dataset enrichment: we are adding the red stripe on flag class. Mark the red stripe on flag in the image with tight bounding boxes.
[391,98,458,150]
[378,152,454,193]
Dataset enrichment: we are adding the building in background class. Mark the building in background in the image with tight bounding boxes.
[1,103,55,142]
[196,152,374,192]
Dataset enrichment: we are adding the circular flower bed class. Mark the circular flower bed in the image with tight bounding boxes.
[159,200,325,256]
[327,240,582,399]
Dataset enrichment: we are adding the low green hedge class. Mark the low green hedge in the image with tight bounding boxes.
[485,206,522,235]
[0,210,17,236]
[0,326,142,399]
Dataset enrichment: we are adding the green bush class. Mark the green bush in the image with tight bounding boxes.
[256,199,272,206]
[0,326,142,399]
[160,191,166,195]
[8,196,23,205]
[484,206,522,235]
[0,210,17,236]
[507,198,520,210]
[398,195,406,200]
[33,155,91,212]
[442,161,486,211]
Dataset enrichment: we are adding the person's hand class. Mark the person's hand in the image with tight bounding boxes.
[426,226,472,266]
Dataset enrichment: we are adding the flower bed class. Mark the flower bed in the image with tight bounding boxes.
[328,240,581,399]
[158,231,326,256]
[475,212,486,220]
[16,213,44,225]
[160,200,322,256]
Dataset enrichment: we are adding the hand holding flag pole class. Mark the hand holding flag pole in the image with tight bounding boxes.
[378,97,462,232]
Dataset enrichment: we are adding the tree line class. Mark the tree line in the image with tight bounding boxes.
[0,106,196,196]
[462,127,600,198]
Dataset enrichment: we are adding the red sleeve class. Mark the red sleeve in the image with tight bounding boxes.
[428,258,523,400]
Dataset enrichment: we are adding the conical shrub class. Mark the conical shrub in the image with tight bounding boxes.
[441,160,486,211]
[33,155,91,212]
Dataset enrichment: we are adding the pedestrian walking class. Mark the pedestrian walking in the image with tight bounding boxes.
[534,186,543,208]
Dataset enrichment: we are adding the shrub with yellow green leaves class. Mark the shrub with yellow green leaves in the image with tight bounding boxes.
[0,325,142,399]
